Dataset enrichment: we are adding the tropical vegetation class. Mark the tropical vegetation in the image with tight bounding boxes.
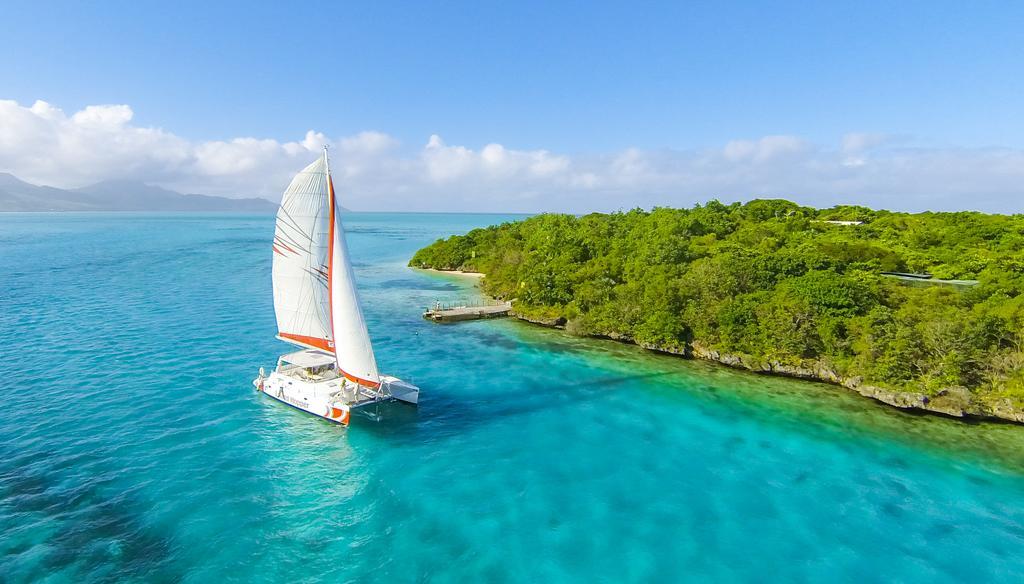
[410,200,1024,415]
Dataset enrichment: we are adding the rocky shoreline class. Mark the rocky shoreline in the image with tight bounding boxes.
[507,309,1024,425]
[420,266,1024,424]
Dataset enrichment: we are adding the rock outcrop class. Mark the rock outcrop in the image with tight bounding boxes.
[685,342,1020,423]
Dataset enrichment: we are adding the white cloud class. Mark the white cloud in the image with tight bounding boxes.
[1,98,1023,213]
[0,99,191,187]
[723,135,807,163]
[421,135,569,184]
[841,132,889,154]
[71,104,134,127]
[840,132,893,168]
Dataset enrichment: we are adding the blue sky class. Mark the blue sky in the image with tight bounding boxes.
[1,1,1023,211]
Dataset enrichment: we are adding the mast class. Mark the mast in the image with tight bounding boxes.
[325,145,336,355]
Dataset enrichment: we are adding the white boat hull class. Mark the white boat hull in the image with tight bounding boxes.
[253,362,419,426]
[381,376,420,405]
[256,371,352,424]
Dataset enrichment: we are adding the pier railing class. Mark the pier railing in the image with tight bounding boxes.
[427,298,511,312]
[423,298,513,322]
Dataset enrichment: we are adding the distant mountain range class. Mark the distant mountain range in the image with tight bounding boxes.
[0,173,279,212]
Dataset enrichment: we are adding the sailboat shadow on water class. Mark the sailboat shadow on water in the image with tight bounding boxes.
[355,371,676,441]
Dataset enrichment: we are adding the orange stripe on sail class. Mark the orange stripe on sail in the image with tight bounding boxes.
[340,368,380,389]
[272,245,286,256]
[278,332,333,352]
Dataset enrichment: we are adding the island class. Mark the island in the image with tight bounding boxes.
[0,173,278,213]
[410,199,1024,423]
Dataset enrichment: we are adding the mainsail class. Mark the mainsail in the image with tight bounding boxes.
[272,150,380,388]
[273,155,333,351]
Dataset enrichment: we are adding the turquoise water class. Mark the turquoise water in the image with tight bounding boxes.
[3,212,1024,582]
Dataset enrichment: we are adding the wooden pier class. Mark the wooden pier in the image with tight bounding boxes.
[423,300,512,323]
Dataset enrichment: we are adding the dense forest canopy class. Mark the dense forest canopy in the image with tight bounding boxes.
[410,200,1024,407]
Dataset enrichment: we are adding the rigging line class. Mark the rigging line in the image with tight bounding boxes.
[273,237,299,255]
[277,207,317,244]
[274,223,311,251]
[276,199,310,232]
[303,263,328,277]
[274,230,305,252]
[275,227,309,258]
[277,218,315,251]
[294,276,330,337]
[303,267,330,288]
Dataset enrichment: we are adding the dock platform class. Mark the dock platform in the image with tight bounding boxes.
[423,300,512,323]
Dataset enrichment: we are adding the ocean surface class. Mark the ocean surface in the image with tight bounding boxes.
[3,212,1024,583]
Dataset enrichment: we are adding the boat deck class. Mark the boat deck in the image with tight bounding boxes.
[348,386,388,408]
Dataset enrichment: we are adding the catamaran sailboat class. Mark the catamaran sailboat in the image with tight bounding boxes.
[253,148,419,425]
